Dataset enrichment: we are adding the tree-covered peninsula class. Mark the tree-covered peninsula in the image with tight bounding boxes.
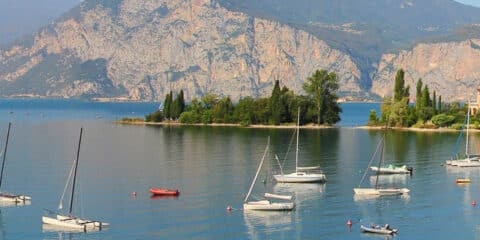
[368,69,480,129]
[142,69,342,126]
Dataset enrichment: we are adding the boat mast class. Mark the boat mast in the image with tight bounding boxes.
[375,133,385,189]
[295,107,300,174]
[69,127,83,215]
[244,137,269,203]
[0,122,11,189]
[466,101,470,157]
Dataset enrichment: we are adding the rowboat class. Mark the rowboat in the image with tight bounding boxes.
[361,224,397,235]
[149,188,180,196]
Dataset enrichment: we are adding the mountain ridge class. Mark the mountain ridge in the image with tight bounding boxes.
[1,0,480,102]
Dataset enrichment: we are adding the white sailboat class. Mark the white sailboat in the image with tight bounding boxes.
[354,132,409,196]
[243,138,295,211]
[42,128,109,231]
[0,122,31,203]
[446,101,480,167]
[273,109,326,183]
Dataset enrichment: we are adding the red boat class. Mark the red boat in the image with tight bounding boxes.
[149,187,180,196]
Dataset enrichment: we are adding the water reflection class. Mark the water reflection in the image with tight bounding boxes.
[42,223,104,240]
[368,175,408,186]
[243,210,295,238]
[273,183,325,203]
[353,193,410,202]
[0,199,31,207]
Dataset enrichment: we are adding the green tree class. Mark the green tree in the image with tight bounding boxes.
[394,69,409,103]
[269,80,282,125]
[416,78,423,114]
[438,95,442,113]
[145,111,164,122]
[233,97,256,126]
[302,69,341,125]
[431,114,456,127]
[213,96,234,123]
[201,93,219,110]
[163,91,173,119]
[368,110,379,126]
[432,91,437,114]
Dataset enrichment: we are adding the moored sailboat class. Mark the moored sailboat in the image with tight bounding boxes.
[244,138,295,211]
[42,128,108,231]
[0,123,31,204]
[273,108,326,183]
[353,132,410,196]
[446,101,480,167]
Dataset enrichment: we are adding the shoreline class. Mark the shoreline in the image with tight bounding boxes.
[115,120,334,129]
[116,120,480,132]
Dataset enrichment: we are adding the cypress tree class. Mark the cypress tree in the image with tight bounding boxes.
[163,91,173,119]
[394,69,406,102]
[269,80,282,125]
[433,91,437,114]
[416,79,423,110]
[438,95,442,113]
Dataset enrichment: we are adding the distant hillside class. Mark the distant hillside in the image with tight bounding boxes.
[0,0,81,45]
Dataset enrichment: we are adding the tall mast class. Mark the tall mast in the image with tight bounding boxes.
[466,101,470,157]
[0,122,11,189]
[295,107,300,174]
[244,137,269,203]
[69,127,83,215]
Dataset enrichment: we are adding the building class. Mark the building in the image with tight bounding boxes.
[469,87,480,115]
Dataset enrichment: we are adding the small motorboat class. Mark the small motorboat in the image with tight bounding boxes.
[149,187,180,196]
[456,178,471,184]
[361,224,397,235]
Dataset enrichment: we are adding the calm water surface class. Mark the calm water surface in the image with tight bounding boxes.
[0,100,478,239]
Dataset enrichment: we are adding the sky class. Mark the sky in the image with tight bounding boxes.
[456,0,480,7]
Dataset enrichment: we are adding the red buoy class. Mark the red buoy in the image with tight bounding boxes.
[132,191,137,196]
[347,219,352,226]
[472,201,477,206]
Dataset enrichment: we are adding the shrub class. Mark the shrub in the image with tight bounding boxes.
[431,114,456,127]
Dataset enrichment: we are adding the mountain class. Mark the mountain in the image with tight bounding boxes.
[0,0,361,101]
[0,0,480,102]
[0,0,81,45]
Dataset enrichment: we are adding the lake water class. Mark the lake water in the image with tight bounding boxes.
[0,99,478,239]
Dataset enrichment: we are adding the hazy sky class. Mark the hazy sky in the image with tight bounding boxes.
[456,0,480,7]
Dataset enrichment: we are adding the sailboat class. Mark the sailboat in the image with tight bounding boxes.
[0,122,31,203]
[42,128,109,231]
[273,108,326,183]
[243,138,295,211]
[446,101,480,167]
[353,132,409,196]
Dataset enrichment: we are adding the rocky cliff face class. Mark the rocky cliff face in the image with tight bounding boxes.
[373,39,480,102]
[0,0,362,101]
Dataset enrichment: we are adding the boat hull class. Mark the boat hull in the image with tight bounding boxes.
[273,172,326,183]
[361,225,397,235]
[149,188,179,196]
[42,214,109,231]
[353,188,409,196]
[243,200,295,211]
[370,165,411,174]
[0,193,31,203]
